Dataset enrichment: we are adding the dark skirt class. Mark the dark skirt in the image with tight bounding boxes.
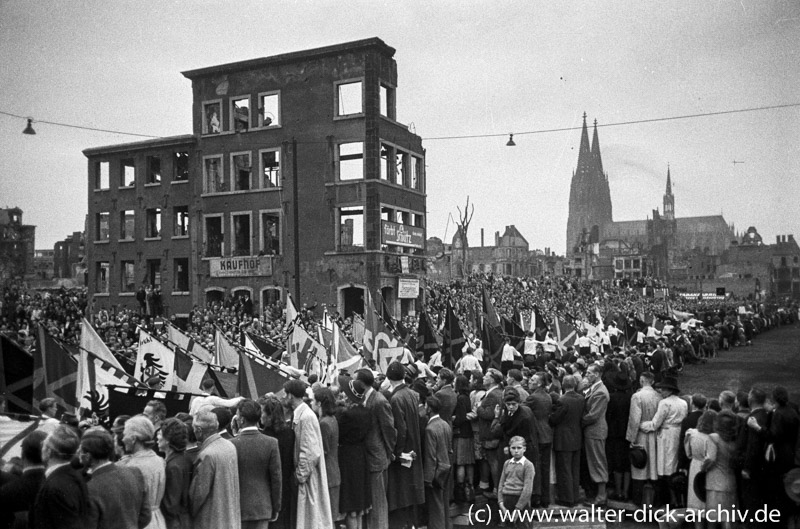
[605,437,631,473]
[453,436,475,465]
[339,442,371,513]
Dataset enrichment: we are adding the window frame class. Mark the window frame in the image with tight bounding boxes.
[333,78,364,119]
[173,257,190,294]
[95,161,110,190]
[230,210,253,257]
[230,151,253,192]
[257,90,281,128]
[259,209,282,256]
[95,261,110,294]
[201,99,224,135]
[202,154,225,194]
[145,155,162,186]
[120,158,136,188]
[119,210,135,241]
[336,204,365,251]
[144,208,162,240]
[120,260,136,293]
[337,141,365,181]
[230,94,251,133]
[95,212,110,243]
[203,213,225,258]
[258,148,282,188]
[172,206,190,239]
[172,151,189,183]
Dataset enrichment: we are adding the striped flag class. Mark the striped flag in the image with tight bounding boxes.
[33,326,78,415]
[134,328,176,390]
[213,330,240,370]
[76,348,143,419]
[554,315,578,352]
[0,333,34,414]
[167,322,213,363]
[237,349,291,400]
[173,350,209,394]
[0,413,41,460]
[81,318,125,372]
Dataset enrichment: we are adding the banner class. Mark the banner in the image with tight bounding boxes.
[33,326,78,415]
[237,350,290,400]
[167,323,213,363]
[134,329,176,390]
[214,330,240,370]
[77,350,142,418]
[173,351,209,394]
[289,325,326,374]
[380,221,424,249]
[209,256,272,277]
[0,414,40,460]
[376,347,414,374]
[107,386,192,420]
[398,278,420,299]
[0,334,34,414]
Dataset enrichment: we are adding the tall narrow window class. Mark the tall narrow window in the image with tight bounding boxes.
[96,212,109,241]
[146,259,161,288]
[146,156,161,184]
[173,258,189,292]
[120,210,135,240]
[395,150,404,185]
[411,156,422,190]
[261,212,280,255]
[259,92,280,127]
[205,217,223,257]
[145,208,162,239]
[173,206,189,237]
[380,144,390,181]
[338,142,363,181]
[232,153,252,191]
[203,101,222,134]
[232,213,251,256]
[380,84,396,120]
[96,162,110,189]
[120,260,136,292]
[231,96,250,132]
[336,80,363,116]
[121,159,135,187]
[173,152,189,182]
[96,262,110,293]
[204,156,226,193]
[260,149,281,187]
[339,207,364,249]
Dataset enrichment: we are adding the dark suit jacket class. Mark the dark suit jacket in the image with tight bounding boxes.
[524,388,555,444]
[0,467,44,529]
[549,390,585,452]
[678,410,703,470]
[162,451,192,529]
[86,463,151,529]
[476,386,504,444]
[363,388,397,472]
[767,404,800,473]
[434,385,457,425]
[30,464,90,529]
[582,381,610,440]
[736,407,769,477]
[230,429,282,521]
[423,416,452,487]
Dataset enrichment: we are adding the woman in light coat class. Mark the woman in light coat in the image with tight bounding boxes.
[120,415,167,529]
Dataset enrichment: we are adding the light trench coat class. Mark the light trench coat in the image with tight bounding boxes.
[641,394,688,477]
[625,385,662,480]
[293,402,333,528]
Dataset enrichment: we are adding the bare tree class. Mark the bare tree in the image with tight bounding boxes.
[456,196,474,278]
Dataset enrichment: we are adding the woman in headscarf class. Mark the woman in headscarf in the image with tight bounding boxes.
[119,414,167,529]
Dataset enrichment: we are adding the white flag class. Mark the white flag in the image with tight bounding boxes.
[134,329,176,390]
[81,318,124,372]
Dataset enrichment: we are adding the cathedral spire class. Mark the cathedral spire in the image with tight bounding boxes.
[666,164,672,195]
[579,112,590,155]
[591,118,604,176]
[663,165,675,220]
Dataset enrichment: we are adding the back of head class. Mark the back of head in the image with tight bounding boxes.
[691,393,708,410]
[123,415,156,445]
[283,379,307,399]
[194,410,219,436]
[507,369,523,383]
[211,407,232,431]
[748,387,766,407]
[21,430,48,465]
[80,427,115,461]
[697,410,717,434]
[773,386,789,406]
[355,368,375,388]
[562,374,578,392]
[719,390,736,410]
[438,368,454,385]
[160,418,188,451]
[45,425,81,462]
[236,399,261,425]
[714,410,738,442]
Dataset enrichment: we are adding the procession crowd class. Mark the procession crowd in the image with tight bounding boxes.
[2,276,800,529]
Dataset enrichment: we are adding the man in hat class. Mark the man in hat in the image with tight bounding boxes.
[434,368,457,425]
[641,376,688,506]
[355,368,396,529]
[476,368,505,497]
[626,371,662,505]
[384,361,424,528]
[582,363,610,505]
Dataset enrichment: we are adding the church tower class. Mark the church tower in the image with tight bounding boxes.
[663,165,675,220]
[565,114,613,256]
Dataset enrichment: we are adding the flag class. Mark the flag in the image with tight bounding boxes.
[204,367,238,399]
[0,414,41,460]
[76,348,143,419]
[482,287,501,330]
[416,311,440,361]
[214,330,240,369]
[285,292,299,328]
[442,303,465,367]
[289,325,327,374]
[533,306,550,341]
[480,318,505,371]
[237,350,290,400]
[167,322,213,363]
[134,328,176,390]
[554,315,578,351]
[80,318,125,372]
[173,350,208,394]
[351,313,365,346]
[376,347,414,374]
[362,290,379,361]
[33,326,78,414]
[0,334,34,413]
[107,386,192,419]
[595,306,605,329]
[245,332,282,361]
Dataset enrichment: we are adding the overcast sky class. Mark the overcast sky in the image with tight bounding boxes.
[2,0,798,254]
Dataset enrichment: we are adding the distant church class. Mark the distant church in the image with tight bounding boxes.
[565,113,734,280]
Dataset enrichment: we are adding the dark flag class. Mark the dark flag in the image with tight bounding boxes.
[481,318,505,371]
[442,303,465,368]
[533,305,550,341]
[501,316,525,351]
[237,350,290,400]
[246,332,282,361]
[416,311,440,362]
[203,367,237,399]
[0,334,34,413]
[33,326,78,415]
[482,286,501,330]
[107,385,191,419]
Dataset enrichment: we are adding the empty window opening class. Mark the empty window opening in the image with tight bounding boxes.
[204,156,226,193]
[121,159,135,187]
[120,210,135,240]
[259,93,280,127]
[174,152,189,181]
[96,212,109,241]
[96,162,110,189]
[232,214,251,256]
[96,262,110,293]
[173,206,189,237]
[380,84,396,120]
[337,81,363,116]
[232,97,250,132]
[411,156,422,190]
[205,217,223,257]
[261,212,280,255]
[203,102,222,134]
[174,258,189,292]
[121,260,136,292]
[339,143,364,181]
[339,207,364,249]
[146,156,161,184]
[261,150,281,187]
[232,153,252,191]
[380,144,390,181]
[146,208,162,239]
[146,259,161,289]
[395,151,404,185]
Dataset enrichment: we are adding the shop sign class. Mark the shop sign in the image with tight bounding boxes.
[398,278,420,299]
[381,221,424,249]
[209,256,272,277]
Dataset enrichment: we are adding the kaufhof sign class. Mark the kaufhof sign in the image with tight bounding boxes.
[209,256,272,277]
[381,221,424,249]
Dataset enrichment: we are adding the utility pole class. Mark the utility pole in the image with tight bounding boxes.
[292,138,301,302]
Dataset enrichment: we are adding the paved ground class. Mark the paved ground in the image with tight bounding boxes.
[450,321,800,528]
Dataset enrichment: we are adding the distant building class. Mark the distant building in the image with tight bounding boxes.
[53,231,86,281]
[0,207,36,280]
[33,249,55,280]
[84,38,426,318]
